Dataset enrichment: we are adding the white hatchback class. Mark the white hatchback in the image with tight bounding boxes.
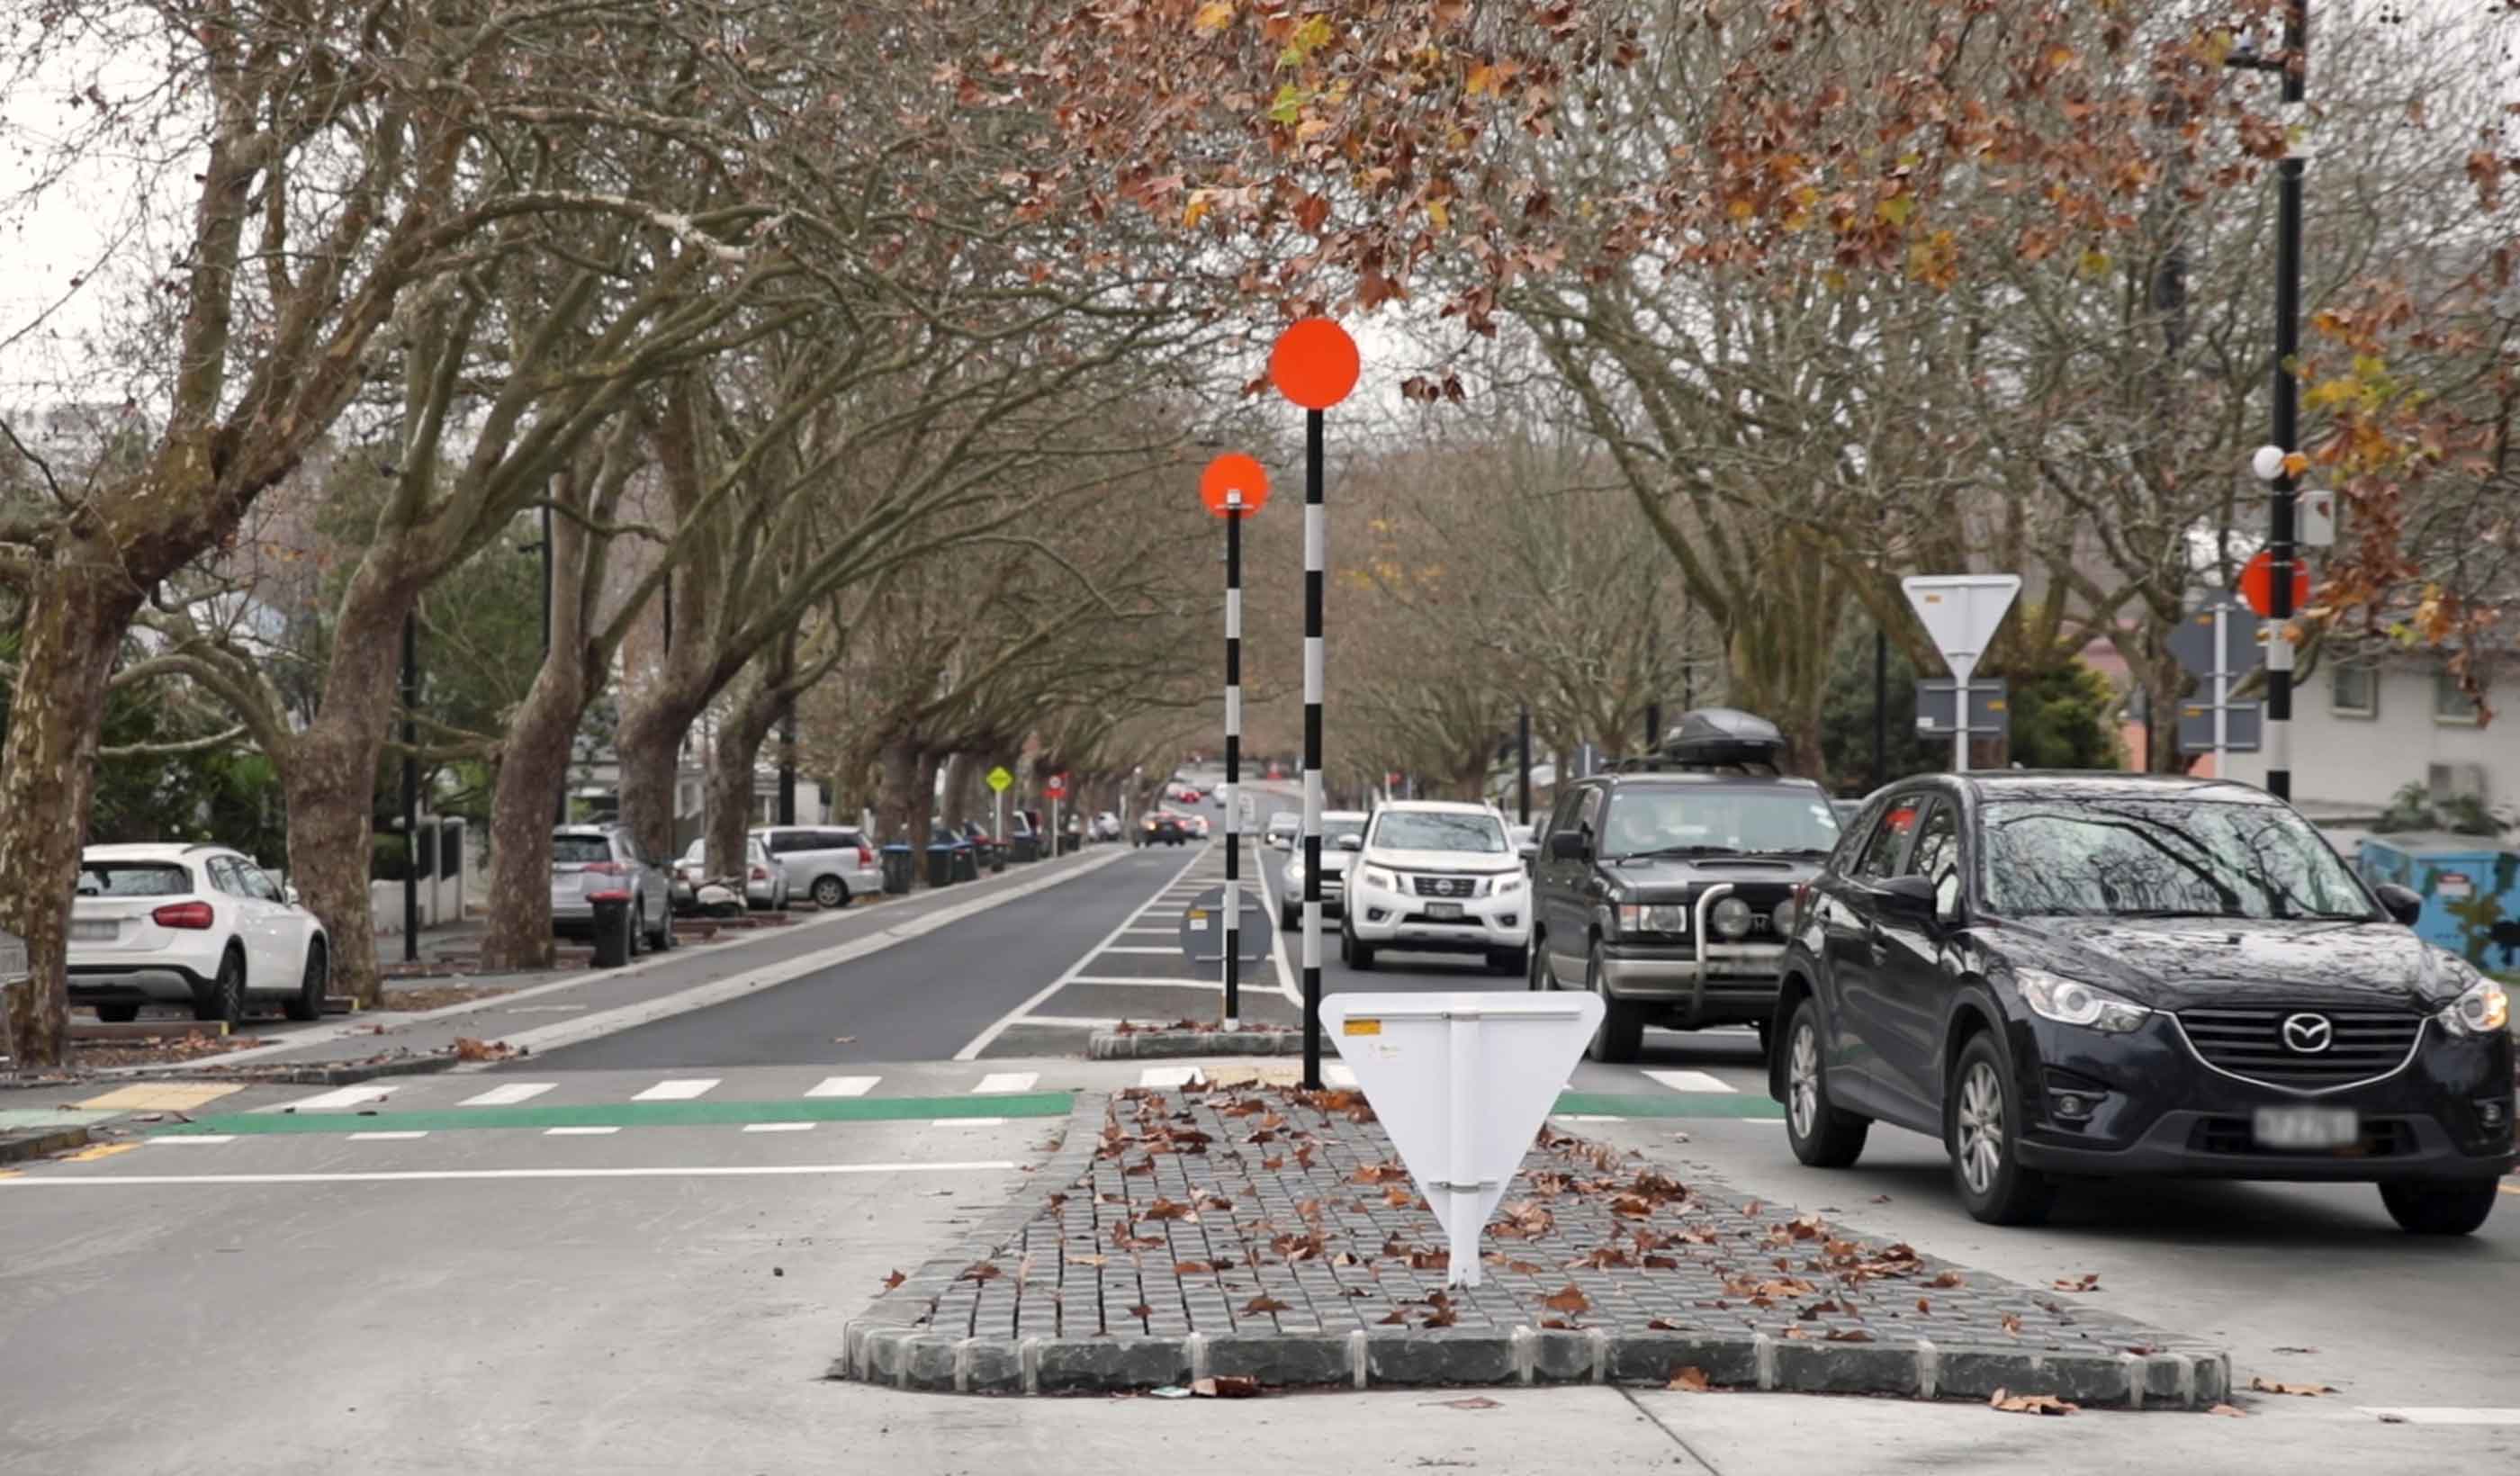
[68,843,331,1025]
[1339,802,1531,975]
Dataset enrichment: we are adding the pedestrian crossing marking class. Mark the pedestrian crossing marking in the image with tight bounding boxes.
[459,1083,556,1108]
[806,1076,879,1098]
[544,1126,619,1136]
[76,1083,242,1112]
[147,1135,235,1146]
[947,1117,1008,1127]
[347,1130,428,1141]
[1644,1069,1736,1094]
[631,1078,720,1102]
[1138,1066,1203,1088]
[973,1072,1040,1094]
[270,1085,398,1112]
[742,1122,814,1133]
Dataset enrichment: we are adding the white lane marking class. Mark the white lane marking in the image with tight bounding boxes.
[0,1161,1020,1188]
[1325,1064,1356,1087]
[1098,946,1179,955]
[544,1126,620,1137]
[459,1083,557,1107]
[955,842,1219,1060]
[806,1076,879,1098]
[2356,1408,2520,1425]
[1120,927,1174,936]
[1006,1015,1124,1030]
[633,1078,720,1102]
[267,1085,398,1113]
[972,1072,1040,1094]
[148,1136,236,1146]
[1257,846,1308,1010]
[944,1118,1008,1128]
[1066,976,1225,990]
[1556,1115,1627,1123]
[1138,1066,1205,1088]
[1643,1069,1737,1094]
[347,1130,429,1141]
[742,1122,814,1133]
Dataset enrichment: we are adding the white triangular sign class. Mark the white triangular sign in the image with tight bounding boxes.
[1320,992,1603,1288]
[1900,574,2021,685]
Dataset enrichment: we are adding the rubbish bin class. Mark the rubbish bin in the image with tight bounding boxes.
[880,843,915,896]
[1058,832,1081,855]
[1012,833,1040,864]
[924,842,954,887]
[950,843,979,883]
[987,842,1007,875]
[590,895,633,968]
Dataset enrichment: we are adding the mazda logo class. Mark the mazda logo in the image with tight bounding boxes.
[2281,1012,2334,1055]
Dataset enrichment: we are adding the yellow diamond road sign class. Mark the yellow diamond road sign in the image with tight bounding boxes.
[986,766,1013,793]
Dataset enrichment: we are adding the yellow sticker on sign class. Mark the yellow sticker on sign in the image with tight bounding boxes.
[1343,1019,1382,1037]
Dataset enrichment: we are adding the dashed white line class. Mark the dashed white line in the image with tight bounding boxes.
[972,1072,1040,1094]
[2356,1408,2520,1425]
[268,1085,398,1113]
[1066,976,1224,990]
[1099,946,1179,955]
[148,1136,235,1146]
[742,1122,814,1134]
[943,1117,1009,1128]
[544,1126,619,1137]
[632,1078,721,1102]
[0,1161,1019,1187]
[1138,1066,1203,1088]
[347,1130,429,1141]
[1006,1015,1125,1030]
[955,842,1218,1060]
[806,1076,880,1098]
[459,1083,556,1107]
[1643,1069,1737,1094]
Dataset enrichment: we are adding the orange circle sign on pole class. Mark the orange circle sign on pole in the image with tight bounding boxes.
[2238,549,2311,618]
[1199,452,1270,518]
[1270,318,1360,410]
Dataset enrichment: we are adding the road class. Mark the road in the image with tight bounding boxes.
[4,777,2516,1474]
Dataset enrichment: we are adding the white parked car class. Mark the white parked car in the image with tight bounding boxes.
[1278,810,1368,928]
[1264,811,1300,850]
[1092,811,1122,842]
[68,843,331,1025]
[675,835,789,912]
[1339,801,1530,975]
[754,824,881,909]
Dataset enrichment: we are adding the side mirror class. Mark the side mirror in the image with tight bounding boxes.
[1877,875,1938,919]
[1549,832,1588,861]
[1336,833,1364,852]
[2372,882,2424,928]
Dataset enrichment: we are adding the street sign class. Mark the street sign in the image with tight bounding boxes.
[2238,548,2311,618]
[2166,591,2265,680]
[1914,679,2010,738]
[1045,774,1068,800]
[1900,574,2020,773]
[2179,698,2262,754]
[1178,886,1274,980]
[1322,993,1602,1290]
[2300,488,2337,548]
[986,766,1013,794]
[1200,452,1270,518]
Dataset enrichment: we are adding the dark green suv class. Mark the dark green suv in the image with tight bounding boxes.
[1526,709,1845,1064]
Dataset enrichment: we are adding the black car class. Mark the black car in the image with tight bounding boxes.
[1528,709,1845,1064]
[1139,814,1187,847]
[1770,771,2515,1234]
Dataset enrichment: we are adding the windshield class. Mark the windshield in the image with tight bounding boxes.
[552,836,615,866]
[1372,811,1506,853]
[1979,798,2378,921]
[1600,787,1840,859]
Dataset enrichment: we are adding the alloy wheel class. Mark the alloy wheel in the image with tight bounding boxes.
[1955,1060,2004,1195]
[1787,1023,1821,1138]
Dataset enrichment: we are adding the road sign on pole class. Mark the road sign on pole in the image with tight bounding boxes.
[1913,680,2010,740]
[1900,574,2021,774]
[2168,591,2266,763]
[1179,886,1274,980]
[1321,993,1602,1290]
[2238,548,2311,619]
[1204,452,1269,1025]
[986,766,1013,793]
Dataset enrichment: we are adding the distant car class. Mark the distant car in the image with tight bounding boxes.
[1140,814,1187,847]
[1174,785,1203,804]
[755,824,880,909]
[1184,812,1212,839]
[675,835,788,912]
[551,825,674,953]
[1092,811,1122,842]
[1264,812,1300,850]
[1280,810,1369,928]
[68,843,332,1025]
[1340,802,1528,975]
[1508,823,1537,867]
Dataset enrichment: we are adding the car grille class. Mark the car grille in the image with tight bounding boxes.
[1411,875,1480,899]
[2188,1116,2417,1157]
[2174,1005,2424,1092]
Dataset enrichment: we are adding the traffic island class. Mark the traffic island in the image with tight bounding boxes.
[1087,1023,1304,1059]
[837,1085,2228,1406]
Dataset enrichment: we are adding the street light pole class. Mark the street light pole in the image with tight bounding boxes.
[1516,706,1531,826]
[400,611,420,964]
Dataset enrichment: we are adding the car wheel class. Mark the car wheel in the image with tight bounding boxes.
[1782,998,1869,1168]
[1527,939,1552,992]
[283,940,328,1022]
[1486,946,1526,976]
[649,894,674,951]
[194,947,248,1026]
[2379,1179,2501,1236]
[1948,1033,2055,1226]
[1583,941,1642,1064]
[1341,921,1375,971]
[95,1004,140,1024]
[812,876,847,910]
[625,897,644,958]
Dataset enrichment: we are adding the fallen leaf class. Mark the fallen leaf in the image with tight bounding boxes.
[2207,1403,2247,1418]
[2248,1377,2336,1397]
[2000,1313,2022,1336]
[1243,1294,1292,1314]
[1068,1254,1108,1267]
[1125,1304,1152,1319]
[882,1270,905,1291]
[1542,1284,1591,1316]
[1927,1272,1966,1290]
[2124,1344,2156,1356]
[1379,1310,1410,1325]
[2272,1346,2320,1354]
[1505,1259,1547,1275]
[1174,1260,1214,1275]
[1742,1200,1763,1216]
[2052,1274,2102,1293]
[1433,1396,1501,1410]
[1825,1328,1876,1343]
[1145,1197,1191,1221]
[1989,1389,2079,1416]
[1669,1366,1712,1391]
[1191,1375,1261,1399]
[1646,1318,1681,1331]
[1870,1193,1892,1203]
[962,1263,1003,1282]
[1916,1299,1931,1314]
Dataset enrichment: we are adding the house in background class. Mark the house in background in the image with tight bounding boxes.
[2218,652,2513,824]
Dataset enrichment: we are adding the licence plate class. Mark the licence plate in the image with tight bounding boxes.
[1426,902,1463,921]
[70,920,115,940]
[2252,1105,2360,1150]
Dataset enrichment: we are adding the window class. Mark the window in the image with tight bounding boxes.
[1572,787,1604,839]
[76,862,191,897]
[2329,662,2377,718]
[1855,796,1923,881]
[1977,797,2374,921]
[203,857,243,896]
[1598,786,1840,860]
[2434,668,2481,724]
[237,865,283,903]
[551,835,615,866]
[1903,802,1961,916]
[1371,810,1508,853]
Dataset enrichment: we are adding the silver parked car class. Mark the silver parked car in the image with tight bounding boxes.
[754,825,880,910]
[674,835,790,912]
[1264,811,1300,850]
[550,825,673,952]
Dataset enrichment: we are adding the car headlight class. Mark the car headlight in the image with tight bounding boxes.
[1359,867,1398,891]
[1711,896,1752,939]
[1613,904,1689,935]
[1771,898,1797,934]
[1491,873,1526,896]
[2017,968,2150,1033]
[2440,977,2510,1038]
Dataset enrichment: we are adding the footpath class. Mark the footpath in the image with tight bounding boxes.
[0,844,1131,1163]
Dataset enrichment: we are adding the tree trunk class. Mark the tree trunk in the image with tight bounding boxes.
[476,667,582,972]
[706,687,780,878]
[615,697,691,870]
[0,559,136,1067]
[875,738,928,847]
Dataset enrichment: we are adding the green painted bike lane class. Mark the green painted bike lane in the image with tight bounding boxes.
[144,1090,1777,1138]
